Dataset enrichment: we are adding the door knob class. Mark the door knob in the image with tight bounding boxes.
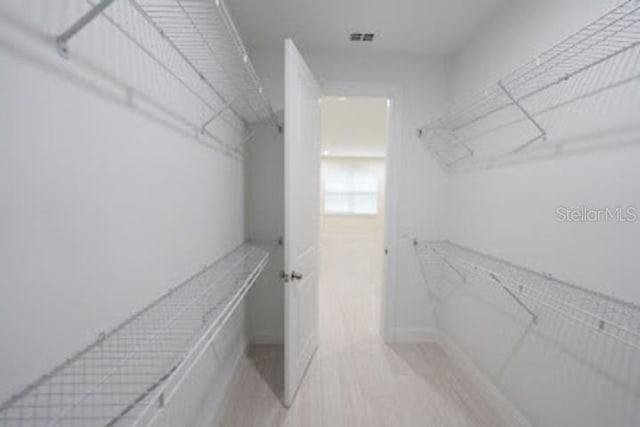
[291,270,303,281]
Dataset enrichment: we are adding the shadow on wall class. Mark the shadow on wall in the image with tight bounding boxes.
[0,3,250,158]
[414,242,640,427]
[425,37,640,173]
[456,124,640,173]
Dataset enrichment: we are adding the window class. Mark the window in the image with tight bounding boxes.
[323,169,378,215]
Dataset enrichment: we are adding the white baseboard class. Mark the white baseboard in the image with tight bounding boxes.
[251,329,284,344]
[388,327,438,343]
[435,330,532,427]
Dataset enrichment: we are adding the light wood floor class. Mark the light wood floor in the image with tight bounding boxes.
[221,235,515,426]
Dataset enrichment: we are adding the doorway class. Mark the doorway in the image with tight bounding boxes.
[318,96,390,343]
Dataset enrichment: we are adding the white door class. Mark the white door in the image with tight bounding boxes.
[283,39,321,407]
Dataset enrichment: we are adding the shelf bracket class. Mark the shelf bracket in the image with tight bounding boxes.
[420,122,474,168]
[497,81,547,150]
[435,118,474,157]
[488,272,538,324]
[201,102,234,134]
[450,134,474,158]
[412,240,446,304]
[431,247,467,283]
[56,0,116,58]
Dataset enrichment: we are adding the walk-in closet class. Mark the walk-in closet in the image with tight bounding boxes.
[1,0,639,426]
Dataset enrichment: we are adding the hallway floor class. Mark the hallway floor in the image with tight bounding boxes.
[220,235,516,426]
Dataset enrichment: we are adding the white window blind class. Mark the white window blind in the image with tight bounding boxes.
[323,169,378,215]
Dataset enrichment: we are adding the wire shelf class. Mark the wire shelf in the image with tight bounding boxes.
[419,0,640,169]
[0,243,269,427]
[127,0,272,125]
[48,0,278,157]
[414,240,640,351]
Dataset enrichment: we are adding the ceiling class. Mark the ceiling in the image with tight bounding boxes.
[226,0,515,55]
[321,97,389,158]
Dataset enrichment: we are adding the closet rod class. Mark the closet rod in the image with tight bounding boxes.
[131,249,269,426]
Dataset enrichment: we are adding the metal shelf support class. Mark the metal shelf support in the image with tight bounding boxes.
[55,0,280,141]
[431,247,467,283]
[488,271,538,324]
[57,0,116,58]
[0,244,269,426]
[201,102,235,135]
[418,1,640,170]
[496,81,547,153]
[415,240,640,351]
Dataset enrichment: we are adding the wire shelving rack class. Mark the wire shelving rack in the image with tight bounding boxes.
[419,0,640,169]
[414,240,640,351]
[52,0,279,157]
[0,243,269,426]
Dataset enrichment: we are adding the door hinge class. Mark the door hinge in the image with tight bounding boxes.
[384,248,389,255]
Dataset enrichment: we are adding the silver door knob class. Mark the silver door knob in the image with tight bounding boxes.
[291,271,303,281]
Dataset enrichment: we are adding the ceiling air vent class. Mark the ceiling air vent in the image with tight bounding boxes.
[350,32,375,42]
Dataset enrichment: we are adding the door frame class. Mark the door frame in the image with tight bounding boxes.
[319,80,402,342]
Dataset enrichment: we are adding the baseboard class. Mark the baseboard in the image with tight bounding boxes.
[388,327,438,343]
[435,330,532,427]
[251,329,284,344]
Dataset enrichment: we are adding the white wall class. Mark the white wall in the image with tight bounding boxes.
[249,47,450,342]
[435,0,640,425]
[448,0,640,304]
[0,1,250,421]
[244,123,285,344]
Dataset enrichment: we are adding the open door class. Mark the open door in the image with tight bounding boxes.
[283,39,321,407]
